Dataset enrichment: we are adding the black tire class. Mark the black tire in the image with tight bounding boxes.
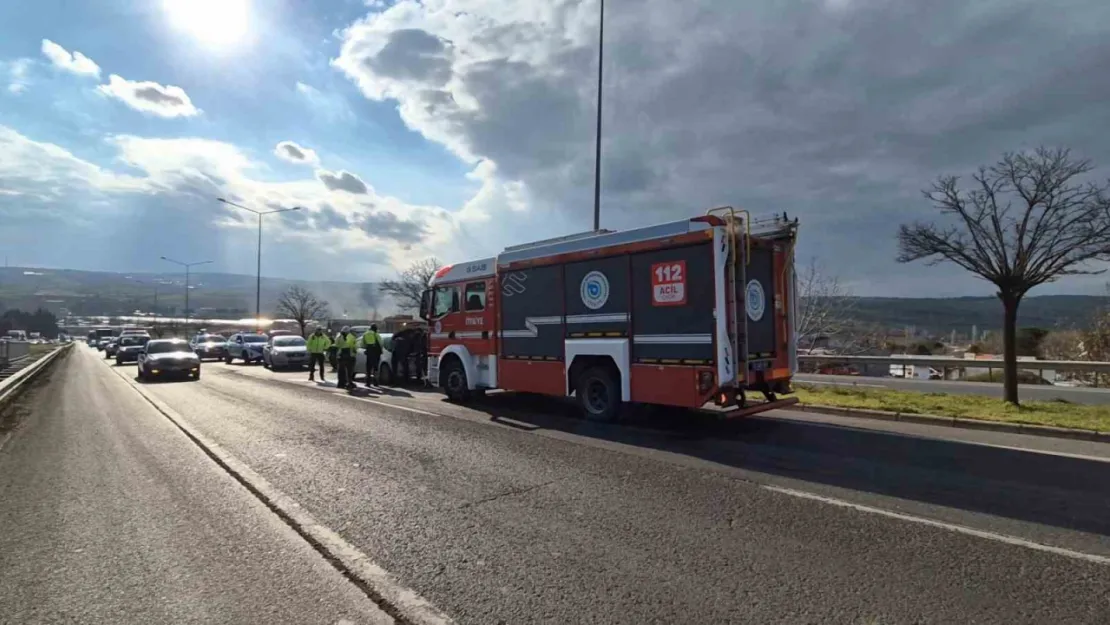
[263,357,271,369]
[441,358,470,402]
[378,363,392,387]
[224,353,233,364]
[576,366,622,422]
[115,358,123,366]
[192,369,201,381]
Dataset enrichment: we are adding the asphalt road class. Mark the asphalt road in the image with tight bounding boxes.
[796,372,1110,404]
[6,347,1110,623]
[0,347,392,625]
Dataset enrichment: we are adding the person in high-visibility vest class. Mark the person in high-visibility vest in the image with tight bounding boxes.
[336,326,358,390]
[361,324,383,387]
[306,327,331,383]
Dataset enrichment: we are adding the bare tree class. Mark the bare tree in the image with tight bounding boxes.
[378,257,441,313]
[898,147,1110,404]
[275,286,330,337]
[796,258,857,352]
[794,258,884,356]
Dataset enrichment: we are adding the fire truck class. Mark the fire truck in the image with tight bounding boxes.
[419,208,800,421]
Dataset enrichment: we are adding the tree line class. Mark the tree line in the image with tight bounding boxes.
[0,307,60,337]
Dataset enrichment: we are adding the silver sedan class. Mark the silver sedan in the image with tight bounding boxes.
[263,335,310,370]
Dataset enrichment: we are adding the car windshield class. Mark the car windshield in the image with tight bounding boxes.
[146,340,190,354]
[120,336,149,346]
[274,336,306,347]
[200,335,224,342]
[243,335,268,343]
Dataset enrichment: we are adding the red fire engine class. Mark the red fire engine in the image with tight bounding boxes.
[418,208,800,420]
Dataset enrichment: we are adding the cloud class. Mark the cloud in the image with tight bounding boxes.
[0,126,144,197]
[317,169,369,194]
[361,209,428,245]
[4,58,33,94]
[331,0,1110,295]
[97,74,200,118]
[295,81,355,123]
[40,39,101,77]
[0,124,456,282]
[274,141,320,166]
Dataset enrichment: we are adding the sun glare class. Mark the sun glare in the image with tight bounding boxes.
[164,0,250,48]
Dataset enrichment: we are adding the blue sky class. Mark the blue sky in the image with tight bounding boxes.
[2,0,1110,297]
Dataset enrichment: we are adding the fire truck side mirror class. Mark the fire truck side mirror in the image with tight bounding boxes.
[419,289,432,321]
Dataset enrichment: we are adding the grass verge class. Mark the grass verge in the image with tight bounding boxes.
[794,384,1110,432]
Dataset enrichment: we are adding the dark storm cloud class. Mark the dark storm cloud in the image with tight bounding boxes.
[360,210,427,245]
[340,0,1110,294]
[317,169,369,194]
[365,29,454,85]
[133,85,186,107]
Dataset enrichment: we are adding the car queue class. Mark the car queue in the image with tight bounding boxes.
[88,325,427,388]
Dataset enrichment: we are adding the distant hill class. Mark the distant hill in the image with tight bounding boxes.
[1,266,1106,333]
[0,266,394,320]
[850,295,1109,336]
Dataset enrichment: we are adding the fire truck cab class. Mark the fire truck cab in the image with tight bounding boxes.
[420,208,800,421]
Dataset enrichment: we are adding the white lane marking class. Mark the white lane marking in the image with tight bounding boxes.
[762,484,1110,566]
[105,363,454,625]
[797,379,886,389]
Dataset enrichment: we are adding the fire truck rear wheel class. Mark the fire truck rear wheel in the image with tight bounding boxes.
[577,366,622,422]
[441,358,471,402]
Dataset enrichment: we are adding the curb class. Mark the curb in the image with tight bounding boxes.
[105,361,454,625]
[0,344,71,409]
[795,403,1110,443]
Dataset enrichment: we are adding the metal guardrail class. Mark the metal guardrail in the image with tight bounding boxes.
[0,343,71,409]
[0,341,31,368]
[798,354,1110,375]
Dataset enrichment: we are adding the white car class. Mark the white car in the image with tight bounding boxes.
[263,335,310,370]
[354,333,394,383]
[225,332,268,364]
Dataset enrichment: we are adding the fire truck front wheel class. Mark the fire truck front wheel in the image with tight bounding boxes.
[576,366,622,422]
[441,357,471,402]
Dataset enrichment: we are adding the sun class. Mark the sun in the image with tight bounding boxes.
[164,0,251,48]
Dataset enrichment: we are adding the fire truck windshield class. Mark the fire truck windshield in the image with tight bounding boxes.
[432,286,459,317]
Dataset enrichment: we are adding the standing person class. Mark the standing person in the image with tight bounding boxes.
[361,324,382,387]
[306,326,331,383]
[327,328,339,371]
[336,326,357,390]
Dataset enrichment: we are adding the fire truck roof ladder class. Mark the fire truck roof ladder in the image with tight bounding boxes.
[498,218,715,266]
[501,228,616,253]
[705,206,749,385]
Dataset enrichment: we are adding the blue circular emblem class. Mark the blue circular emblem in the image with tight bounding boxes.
[746,279,765,322]
[580,271,610,310]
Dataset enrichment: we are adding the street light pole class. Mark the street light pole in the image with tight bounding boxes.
[592,0,605,231]
[218,198,303,330]
[160,256,212,329]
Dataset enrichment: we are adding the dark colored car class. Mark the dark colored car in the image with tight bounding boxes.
[190,333,227,361]
[138,338,201,381]
[115,334,150,364]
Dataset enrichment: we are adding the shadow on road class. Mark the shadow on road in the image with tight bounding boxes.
[464,392,1110,537]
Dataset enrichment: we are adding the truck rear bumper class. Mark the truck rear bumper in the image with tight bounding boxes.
[706,395,799,418]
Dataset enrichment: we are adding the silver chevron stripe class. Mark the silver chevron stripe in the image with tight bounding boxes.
[633,334,713,345]
[565,313,629,324]
[502,315,563,338]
